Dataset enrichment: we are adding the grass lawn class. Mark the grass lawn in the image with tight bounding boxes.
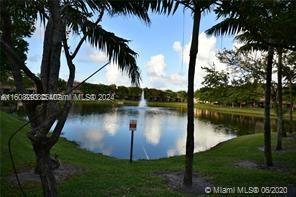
[150,102,296,120]
[1,111,295,196]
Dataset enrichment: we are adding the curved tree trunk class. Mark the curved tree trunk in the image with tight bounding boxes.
[264,46,274,166]
[276,49,283,150]
[184,9,201,186]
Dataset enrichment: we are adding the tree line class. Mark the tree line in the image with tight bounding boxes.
[59,80,188,102]
[195,49,296,109]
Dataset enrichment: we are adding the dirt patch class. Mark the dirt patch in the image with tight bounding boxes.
[155,171,212,195]
[9,164,82,185]
[234,160,292,172]
[235,160,259,169]
[286,134,296,141]
[258,146,295,153]
[258,146,265,152]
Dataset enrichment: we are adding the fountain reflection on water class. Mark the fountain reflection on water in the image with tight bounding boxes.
[137,89,150,159]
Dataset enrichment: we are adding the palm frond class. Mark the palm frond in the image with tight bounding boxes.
[237,42,266,53]
[235,32,268,52]
[102,1,151,24]
[143,0,176,15]
[83,20,140,85]
[206,18,243,36]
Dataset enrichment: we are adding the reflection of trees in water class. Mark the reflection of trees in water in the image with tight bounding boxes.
[68,103,294,139]
[69,103,115,116]
[194,108,292,135]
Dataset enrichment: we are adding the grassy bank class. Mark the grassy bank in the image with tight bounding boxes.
[1,111,295,196]
[148,101,296,120]
[70,100,295,120]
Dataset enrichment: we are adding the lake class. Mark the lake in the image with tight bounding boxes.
[60,103,289,160]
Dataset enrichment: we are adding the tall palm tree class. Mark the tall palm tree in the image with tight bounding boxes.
[206,0,295,167]
[1,0,174,196]
[173,0,215,186]
[276,48,284,150]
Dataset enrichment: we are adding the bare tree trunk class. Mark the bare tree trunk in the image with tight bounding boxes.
[33,138,59,197]
[289,81,294,133]
[264,46,274,166]
[184,9,201,186]
[276,49,283,150]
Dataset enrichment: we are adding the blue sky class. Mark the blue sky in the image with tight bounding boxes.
[26,9,234,91]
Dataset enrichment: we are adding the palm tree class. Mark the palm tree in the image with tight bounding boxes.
[172,0,215,186]
[206,0,296,166]
[276,48,284,150]
[1,0,168,196]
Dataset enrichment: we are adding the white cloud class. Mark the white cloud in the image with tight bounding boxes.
[173,32,227,88]
[106,63,131,86]
[85,130,104,142]
[89,51,109,64]
[89,50,132,86]
[146,54,186,90]
[146,54,166,76]
[143,115,162,145]
[167,120,235,157]
[104,109,119,136]
[172,41,182,52]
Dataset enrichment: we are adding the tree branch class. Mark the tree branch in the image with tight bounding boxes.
[70,9,104,60]
[62,29,75,92]
[48,28,77,147]
[0,38,43,93]
[48,101,72,148]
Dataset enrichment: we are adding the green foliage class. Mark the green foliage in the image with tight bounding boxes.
[217,49,266,84]
[196,83,264,106]
[207,0,296,51]
[283,51,296,84]
[0,0,36,82]
[68,80,187,102]
[201,64,229,88]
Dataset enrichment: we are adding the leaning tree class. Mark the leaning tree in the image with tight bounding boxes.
[0,0,164,196]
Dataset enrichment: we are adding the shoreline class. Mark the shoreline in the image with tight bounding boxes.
[72,100,295,120]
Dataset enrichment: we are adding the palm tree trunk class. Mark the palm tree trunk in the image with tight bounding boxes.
[276,49,283,150]
[264,46,274,166]
[289,81,294,133]
[184,9,201,186]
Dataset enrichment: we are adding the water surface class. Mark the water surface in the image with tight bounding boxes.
[62,104,239,160]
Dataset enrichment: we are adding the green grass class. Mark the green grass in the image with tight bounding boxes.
[145,101,295,120]
[1,111,295,196]
[195,103,295,119]
[73,100,296,120]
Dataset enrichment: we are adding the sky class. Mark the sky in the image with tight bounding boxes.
[26,8,235,91]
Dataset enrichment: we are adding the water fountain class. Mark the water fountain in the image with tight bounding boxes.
[138,89,147,108]
[138,89,149,159]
